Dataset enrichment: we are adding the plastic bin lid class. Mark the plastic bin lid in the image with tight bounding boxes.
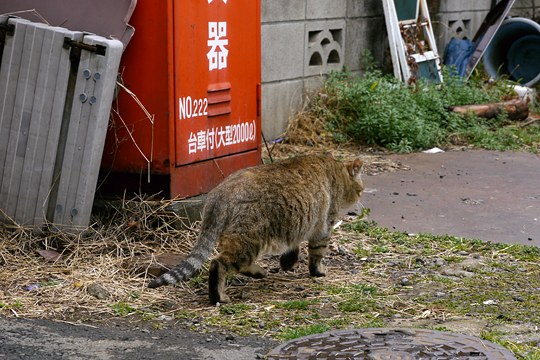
[0,0,136,47]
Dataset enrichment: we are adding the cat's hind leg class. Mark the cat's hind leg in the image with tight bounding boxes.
[308,235,330,277]
[208,257,232,304]
[208,235,260,304]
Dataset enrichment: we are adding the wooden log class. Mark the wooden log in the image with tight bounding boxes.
[449,99,529,120]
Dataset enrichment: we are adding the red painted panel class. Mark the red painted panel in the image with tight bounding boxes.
[101,0,261,198]
[101,0,173,175]
[170,150,261,198]
[173,0,261,166]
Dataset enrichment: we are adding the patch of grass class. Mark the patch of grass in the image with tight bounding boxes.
[173,309,199,320]
[205,306,284,336]
[482,330,540,360]
[344,219,540,356]
[327,283,380,313]
[310,68,540,153]
[276,300,311,310]
[345,219,376,233]
[433,326,452,332]
[372,244,389,254]
[498,244,540,262]
[427,275,455,285]
[441,255,465,263]
[109,302,136,317]
[327,283,378,296]
[139,312,156,322]
[349,219,540,263]
[188,274,207,288]
[279,323,330,341]
[39,280,60,287]
[0,300,23,310]
[362,317,385,328]
[354,247,370,258]
[219,303,251,315]
[337,298,377,313]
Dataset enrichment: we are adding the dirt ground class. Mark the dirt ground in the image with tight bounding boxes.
[1,147,540,359]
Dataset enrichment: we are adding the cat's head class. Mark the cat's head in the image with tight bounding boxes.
[324,152,364,202]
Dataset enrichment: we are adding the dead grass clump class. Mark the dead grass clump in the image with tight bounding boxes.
[0,195,199,320]
[283,110,335,148]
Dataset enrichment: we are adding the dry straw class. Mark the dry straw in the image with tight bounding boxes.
[0,195,202,320]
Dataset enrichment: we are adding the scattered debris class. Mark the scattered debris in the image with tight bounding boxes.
[37,249,62,262]
[22,284,39,292]
[519,116,540,128]
[422,147,444,154]
[461,198,484,206]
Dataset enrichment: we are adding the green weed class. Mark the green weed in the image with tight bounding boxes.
[0,300,23,310]
[188,274,207,287]
[310,68,539,153]
[109,302,136,317]
[219,303,251,315]
[39,280,60,287]
[482,330,540,360]
[326,283,380,313]
[279,323,330,341]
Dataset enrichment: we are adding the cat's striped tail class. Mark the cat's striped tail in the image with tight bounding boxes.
[148,222,220,289]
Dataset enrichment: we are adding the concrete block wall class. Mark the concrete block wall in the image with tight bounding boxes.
[261,0,390,140]
[261,0,539,141]
[510,0,540,20]
[432,0,492,57]
[261,0,347,140]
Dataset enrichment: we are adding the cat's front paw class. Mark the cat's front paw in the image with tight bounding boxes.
[310,270,326,277]
[309,266,326,277]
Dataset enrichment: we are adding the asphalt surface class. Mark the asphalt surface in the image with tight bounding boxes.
[362,150,540,246]
[0,316,277,360]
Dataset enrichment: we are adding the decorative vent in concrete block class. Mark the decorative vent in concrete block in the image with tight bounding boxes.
[305,20,345,76]
[448,19,472,39]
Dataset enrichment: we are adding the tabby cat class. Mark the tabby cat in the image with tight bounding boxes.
[148,154,364,304]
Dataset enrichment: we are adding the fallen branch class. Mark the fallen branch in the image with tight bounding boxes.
[518,116,540,128]
[449,99,529,121]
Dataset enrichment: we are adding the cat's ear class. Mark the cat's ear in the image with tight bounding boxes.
[325,151,335,159]
[347,158,363,177]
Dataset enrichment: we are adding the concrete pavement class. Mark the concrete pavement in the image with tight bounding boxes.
[361,150,540,246]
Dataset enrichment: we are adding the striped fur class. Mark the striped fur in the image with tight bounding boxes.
[147,210,225,289]
[148,154,364,304]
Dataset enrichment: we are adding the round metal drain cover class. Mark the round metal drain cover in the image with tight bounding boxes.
[267,328,516,359]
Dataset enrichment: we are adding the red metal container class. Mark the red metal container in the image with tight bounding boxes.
[101,0,261,198]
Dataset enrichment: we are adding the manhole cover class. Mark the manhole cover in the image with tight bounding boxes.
[267,328,516,359]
